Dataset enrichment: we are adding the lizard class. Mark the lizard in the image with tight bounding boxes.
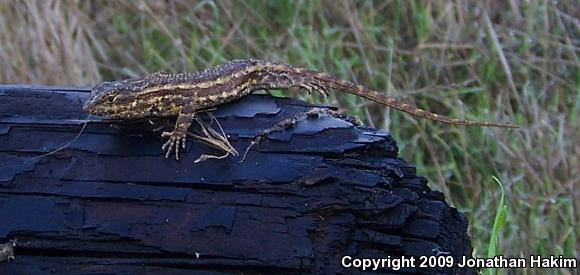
[83,59,518,160]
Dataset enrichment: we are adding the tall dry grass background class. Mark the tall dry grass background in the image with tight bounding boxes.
[0,0,577,273]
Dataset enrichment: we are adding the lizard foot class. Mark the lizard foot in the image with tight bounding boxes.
[300,79,329,97]
[161,130,187,160]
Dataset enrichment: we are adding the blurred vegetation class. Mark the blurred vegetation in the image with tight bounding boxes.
[0,1,577,273]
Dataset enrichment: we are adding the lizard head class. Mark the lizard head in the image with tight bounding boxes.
[83,79,152,119]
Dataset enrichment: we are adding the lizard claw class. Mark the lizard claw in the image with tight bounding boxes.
[300,83,314,95]
[161,130,187,160]
[300,80,329,97]
[312,81,329,97]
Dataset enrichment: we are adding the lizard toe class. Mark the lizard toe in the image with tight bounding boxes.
[300,84,314,94]
[174,138,180,160]
[310,80,329,97]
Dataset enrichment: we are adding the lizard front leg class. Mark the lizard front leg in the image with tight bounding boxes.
[161,105,195,160]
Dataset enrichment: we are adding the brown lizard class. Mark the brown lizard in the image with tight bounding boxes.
[83,59,518,159]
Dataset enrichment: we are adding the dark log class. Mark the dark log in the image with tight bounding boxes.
[0,85,474,274]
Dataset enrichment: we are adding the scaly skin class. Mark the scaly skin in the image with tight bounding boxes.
[83,59,518,159]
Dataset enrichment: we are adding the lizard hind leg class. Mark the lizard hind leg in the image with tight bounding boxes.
[161,107,195,160]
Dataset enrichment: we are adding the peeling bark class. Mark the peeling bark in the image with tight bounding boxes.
[0,85,474,274]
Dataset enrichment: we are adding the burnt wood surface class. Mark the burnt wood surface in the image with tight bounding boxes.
[0,85,474,274]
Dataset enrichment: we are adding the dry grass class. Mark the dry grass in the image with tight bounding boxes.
[0,0,577,273]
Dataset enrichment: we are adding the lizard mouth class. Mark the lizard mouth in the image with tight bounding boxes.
[82,99,120,117]
[82,101,140,119]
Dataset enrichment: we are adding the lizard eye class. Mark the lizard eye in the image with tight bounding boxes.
[106,95,116,103]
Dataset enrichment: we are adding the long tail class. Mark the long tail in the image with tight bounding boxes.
[308,71,519,128]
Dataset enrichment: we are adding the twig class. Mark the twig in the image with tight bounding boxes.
[29,119,89,160]
[0,239,16,262]
[186,114,238,163]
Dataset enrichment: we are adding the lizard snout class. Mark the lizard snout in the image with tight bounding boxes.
[82,99,97,113]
